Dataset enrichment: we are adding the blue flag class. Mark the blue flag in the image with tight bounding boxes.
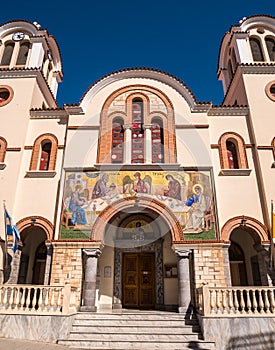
[4,208,20,253]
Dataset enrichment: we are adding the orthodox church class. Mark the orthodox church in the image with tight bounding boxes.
[0,14,275,349]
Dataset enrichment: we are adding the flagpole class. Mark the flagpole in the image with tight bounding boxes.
[3,201,8,272]
[271,200,274,269]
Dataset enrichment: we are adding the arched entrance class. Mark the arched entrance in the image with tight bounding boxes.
[18,226,47,284]
[222,216,271,286]
[93,197,181,311]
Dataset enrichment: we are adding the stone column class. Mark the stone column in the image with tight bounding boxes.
[143,124,153,163]
[175,249,192,313]
[123,125,132,163]
[81,248,101,311]
[43,242,53,285]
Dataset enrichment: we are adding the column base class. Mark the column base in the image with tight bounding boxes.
[80,306,97,312]
[178,306,193,314]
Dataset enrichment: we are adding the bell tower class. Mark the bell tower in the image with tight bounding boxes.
[217,15,275,106]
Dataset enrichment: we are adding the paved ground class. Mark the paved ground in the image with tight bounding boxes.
[0,338,70,350]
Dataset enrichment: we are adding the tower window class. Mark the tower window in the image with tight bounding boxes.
[30,134,58,171]
[0,42,15,66]
[265,37,275,61]
[249,37,264,61]
[16,42,30,65]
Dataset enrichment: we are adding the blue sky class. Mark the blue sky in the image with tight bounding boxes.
[2,1,275,107]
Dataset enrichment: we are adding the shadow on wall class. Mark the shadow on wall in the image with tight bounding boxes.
[226,332,275,350]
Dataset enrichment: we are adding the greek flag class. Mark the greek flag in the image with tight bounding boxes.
[4,207,20,253]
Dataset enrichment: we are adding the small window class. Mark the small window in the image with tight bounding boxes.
[226,140,239,169]
[152,118,164,163]
[265,81,275,101]
[265,37,275,61]
[249,37,264,61]
[0,137,7,163]
[111,118,124,163]
[0,86,14,107]
[16,42,30,65]
[132,98,144,163]
[0,42,14,66]
[39,142,52,170]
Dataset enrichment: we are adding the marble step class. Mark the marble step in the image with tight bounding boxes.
[58,339,216,349]
[71,324,201,333]
[75,312,191,320]
[66,332,202,341]
[73,318,198,326]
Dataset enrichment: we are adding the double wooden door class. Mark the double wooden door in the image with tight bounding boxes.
[123,253,155,309]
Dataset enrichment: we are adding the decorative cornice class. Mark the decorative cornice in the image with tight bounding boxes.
[0,68,58,108]
[208,105,249,116]
[240,63,275,74]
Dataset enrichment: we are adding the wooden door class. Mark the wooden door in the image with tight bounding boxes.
[123,253,155,309]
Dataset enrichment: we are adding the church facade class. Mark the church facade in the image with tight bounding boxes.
[1,15,275,348]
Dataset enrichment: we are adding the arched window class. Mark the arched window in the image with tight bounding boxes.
[249,37,264,61]
[39,141,52,170]
[132,98,144,163]
[152,118,164,163]
[231,49,237,71]
[0,42,15,66]
[30,134,58,171]
[111,118,124,163]
[219,133,248,170]
[265,37,275,61]
[226,140,239,169]
[0,137,7,163]
[16,42,30,65]
[228,60,233,81]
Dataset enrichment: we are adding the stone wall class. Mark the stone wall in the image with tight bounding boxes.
[0,314,75,342]
[199,316,275,350]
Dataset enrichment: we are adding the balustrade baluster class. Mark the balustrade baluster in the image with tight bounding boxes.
[269,289,275,313]
[257,289,264,313]
[26,287,31,310]
[210,289,215,313]
[44,288,49,310]
[239,290,245,313]
[38,288,43,311]
[15,287,21,309]
[251,290,257,313]
[246,290,252,314]
[8,288,15,310]
[50,289,55,310]
[263,290,270,313]
[216,290,221,313]
[233,290,239,312]
[228,289,234,313]
[222,289,228,314]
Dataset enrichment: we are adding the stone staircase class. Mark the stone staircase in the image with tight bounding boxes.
[58,311,216,349]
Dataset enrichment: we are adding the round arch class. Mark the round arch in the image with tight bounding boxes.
[91,196,183,243]
[221,216,269,243]
[16,216,54,241]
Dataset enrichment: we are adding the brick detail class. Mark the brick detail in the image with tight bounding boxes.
[16,215,54,240]
[218,132,248,169]
[0,136,7,162]
[91,196,184,243]
[97,85,177,164]
[221,216,269,243]
[29,133,58,170]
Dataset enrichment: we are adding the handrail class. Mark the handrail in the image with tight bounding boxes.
[197,285,275,316]
[0,283,77,315]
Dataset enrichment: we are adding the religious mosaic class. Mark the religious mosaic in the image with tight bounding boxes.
[60,170,217,240]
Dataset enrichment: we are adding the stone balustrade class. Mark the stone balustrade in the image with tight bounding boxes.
[197,285,275,316]
[0,283,77,315]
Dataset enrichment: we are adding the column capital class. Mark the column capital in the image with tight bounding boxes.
[143,124,153,130]
[45,242,53,254]
[175,249,192,258]
[123,124,132,130]
[83,248,102,258]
